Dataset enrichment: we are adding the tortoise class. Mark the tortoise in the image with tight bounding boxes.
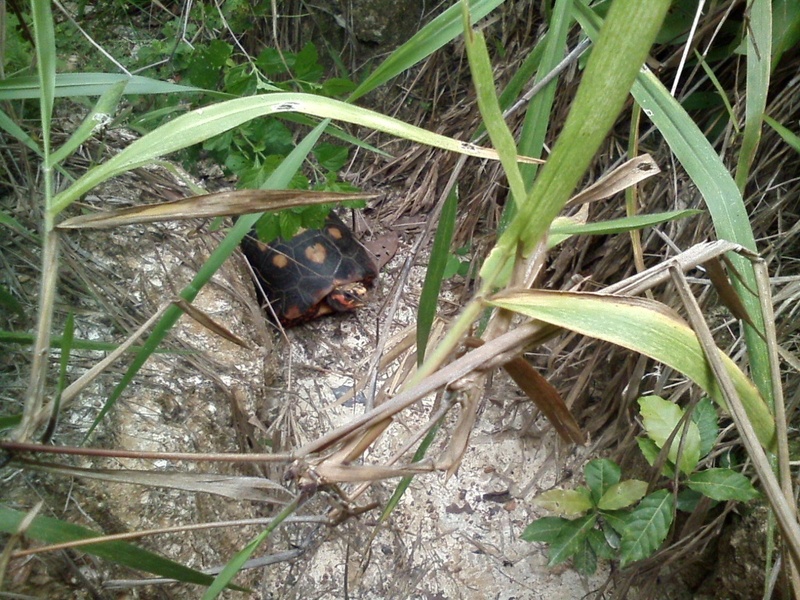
[241,213,379,327]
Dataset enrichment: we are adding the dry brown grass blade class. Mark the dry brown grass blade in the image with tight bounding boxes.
[55,189,378,229]
[299,241,751,480]
[670,265,800,578]
[14,459,290,502]
[309,461,438,483]
[565,154,661,208]
[703,257,757,329]
[173,298,251,349]
[465,337,585,444]
[31,302,173,433]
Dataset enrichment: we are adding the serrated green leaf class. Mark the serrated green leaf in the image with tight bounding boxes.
[692,397,719,459]
[548,514,597,566]
[313,143,349,171]
[676,488,706,512]
[637,436,677,478]
[521,516,572,543]
[601,510,629,539]
[585,459,621,503]
[572,536,598,575]
[588,527,616,560]
[598,480,648,511]
[533,488,594,516]
[687,468,760,502]
[620,490,674,567]
[639,395,701,475]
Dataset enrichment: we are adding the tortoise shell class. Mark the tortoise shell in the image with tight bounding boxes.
[241,213,378,327]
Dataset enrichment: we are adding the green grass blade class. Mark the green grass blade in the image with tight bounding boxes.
[201,496,300,599]
[49,80,128,165]
[0,73,208,100]
[0,330,186,353]
[0,285,25,319]
[463,5,527,210]
[348,0,505,102]
[84,122,329,440]
[484,0,671,284]
[0,505,221,587]
[417,188,458,365]
[516,0,572,185]
[548,209,702,247]
[735,0,772,190]
[764,116,800,153]
[488,290,775,450]
[0,108,43,155]
[574,1,772,408]
[30,0,55,160]
[51,92,518,217]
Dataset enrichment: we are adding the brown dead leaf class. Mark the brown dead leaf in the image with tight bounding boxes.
[57,189,378,229]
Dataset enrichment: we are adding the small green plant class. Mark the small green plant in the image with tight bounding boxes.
[443,244,473,279]
[522,396,759,574]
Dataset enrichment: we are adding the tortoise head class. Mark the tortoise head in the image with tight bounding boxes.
[325,282,369,313]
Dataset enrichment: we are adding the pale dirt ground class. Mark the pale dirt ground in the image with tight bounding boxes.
[6,166,608,598]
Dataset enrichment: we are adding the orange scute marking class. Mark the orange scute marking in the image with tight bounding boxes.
[327,226,343,240]
[305,242,327,264]
[271,254,288,268]
[283,305,303,320]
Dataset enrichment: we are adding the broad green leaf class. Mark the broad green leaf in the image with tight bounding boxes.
[51,92,519,216]
[638,395,701,476]
[589,527,617,559]
[598,480,648,511]
[676,489,706,513]
[687,468,760,502]
[0,506,219,587]
[0,285,24,318]
[572,535,598,575]
[521,516,572,543]
[533,488,593,516]
[637,436,676,478]
[0,73,206,100]
[575,0,771,430]
[488,290,776,451]
[584,459,621,503]
[601,510,629,539]
[692,397,719,459]
[620,490,674,567]
[494,0,671,263]
[0,414,22,430]
[772,0,800,66]
[548,514,597,566]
